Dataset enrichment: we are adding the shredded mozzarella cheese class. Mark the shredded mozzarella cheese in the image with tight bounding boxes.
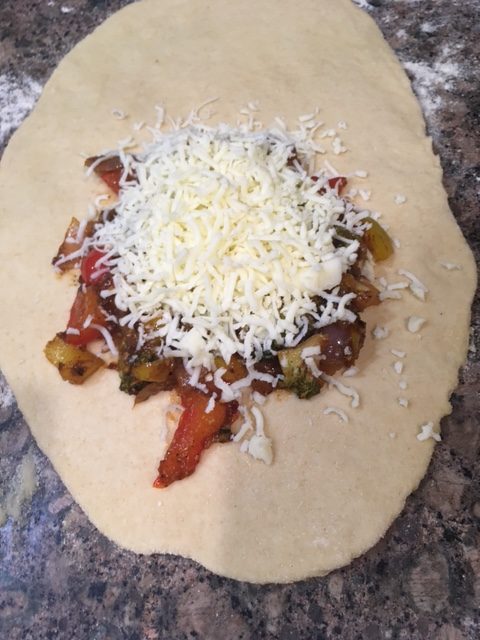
[205,393,217,414]
[398,269,428,301]
[417,422,441,442]
[379,289,402,301]
[393,361,404,375]
[372,325,389,340]
[407,316,426,333]
[90,324,118,357]
[301,345,322,359]
[91,124,368,369]
[440,261,461,271]
[320,372,360,408]
[323,407,349,423]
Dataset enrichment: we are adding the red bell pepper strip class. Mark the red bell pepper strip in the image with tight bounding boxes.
[327,176,347,193]
[99,169,122,194]
[64,286,107,346]
[154,388,237,488]
[52,217,95,272]
[85,156,124,195]
[81,249,108,285]
[312,175,348,195]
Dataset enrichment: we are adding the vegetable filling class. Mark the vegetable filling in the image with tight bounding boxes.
[46,124,393,487]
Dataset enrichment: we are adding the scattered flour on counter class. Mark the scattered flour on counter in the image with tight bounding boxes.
[468,328,477,356]
[420,21,438,34]
[0,374,15,409]
[352,0,372,8]
[0,73,42,147]
[0,449,38,526]
[403,46,461,116]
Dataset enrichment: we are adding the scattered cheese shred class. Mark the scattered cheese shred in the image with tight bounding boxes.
[205,393,217,414]
[417,422,441,442]
[304,357,323,379]
[240,440,249,453]
[398,269,428,301]
[90,324,118,357]
[440,261,462,271]
[323,407,349,423]
[320,372,360,408]
[394,194,407,205]
[407,316,426,333]
[332,136,347,155]
[243,405,273,465]
[379,290,402,301]
[252,391,266,405]
[393,361,404,375]
[233,408,253,442]
[388,281,409,291]
[247,435,273,464]
[372,325,389,340]
[301,345,322,359]
[321,129,336,139]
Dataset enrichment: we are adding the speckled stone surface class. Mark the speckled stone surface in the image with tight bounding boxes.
[0,1,479,638]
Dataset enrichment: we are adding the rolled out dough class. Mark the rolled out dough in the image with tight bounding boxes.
[0,0,475,582]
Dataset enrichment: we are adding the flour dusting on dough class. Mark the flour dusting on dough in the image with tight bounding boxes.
[0,74,42,147]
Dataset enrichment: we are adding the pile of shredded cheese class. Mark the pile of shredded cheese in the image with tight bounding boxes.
[91,124,369,371]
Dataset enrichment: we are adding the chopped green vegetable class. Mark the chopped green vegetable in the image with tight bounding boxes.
[278,334,325,399]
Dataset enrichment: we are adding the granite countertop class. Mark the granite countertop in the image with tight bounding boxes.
[0,1,479,638]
